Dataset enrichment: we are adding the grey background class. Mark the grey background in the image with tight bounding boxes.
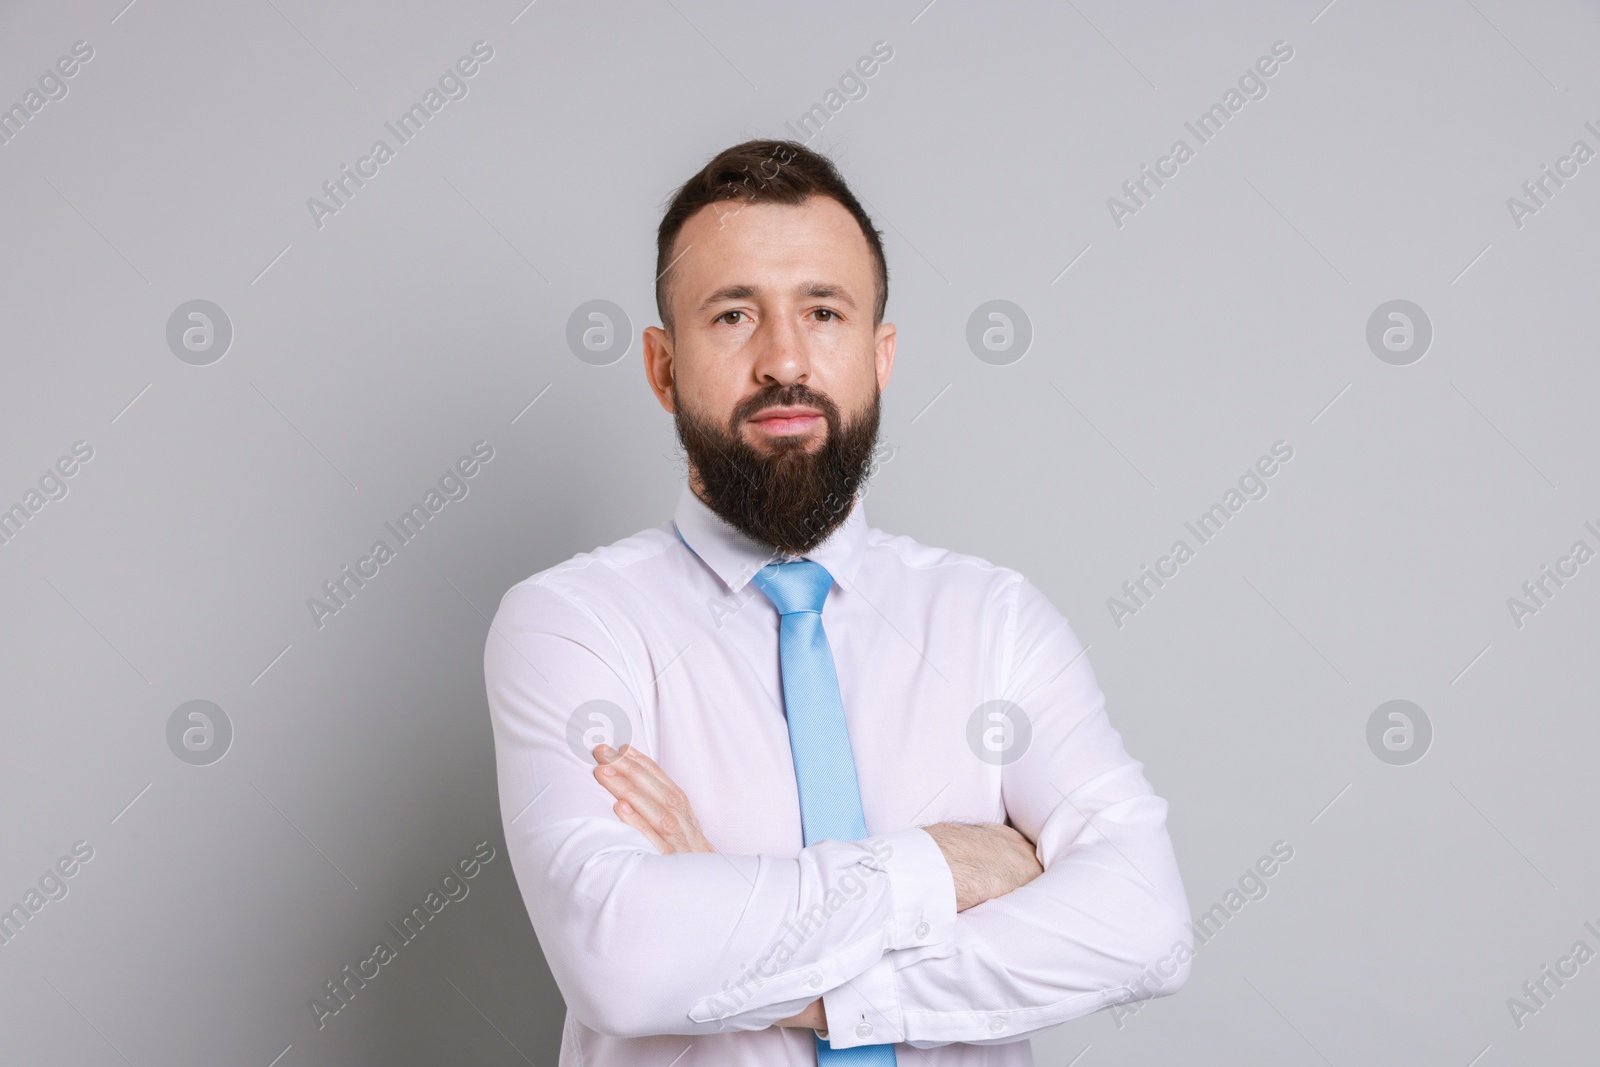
[1,0,1596,1063]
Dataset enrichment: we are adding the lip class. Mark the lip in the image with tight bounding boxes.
[748,406,823,436]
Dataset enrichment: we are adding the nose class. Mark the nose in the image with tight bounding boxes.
[749,310,810,388]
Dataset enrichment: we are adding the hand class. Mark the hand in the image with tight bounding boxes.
[922,821,1043,911]
[775,998,827,1029]
[591,743,715,854]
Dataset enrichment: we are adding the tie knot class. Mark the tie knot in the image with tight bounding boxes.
[749,559,834,616]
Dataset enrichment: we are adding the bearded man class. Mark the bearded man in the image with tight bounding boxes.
[485,139,1191,1065]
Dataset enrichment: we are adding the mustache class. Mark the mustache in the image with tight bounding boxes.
[731,383,840,428]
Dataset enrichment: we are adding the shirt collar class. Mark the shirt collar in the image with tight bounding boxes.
[672,480,868,594]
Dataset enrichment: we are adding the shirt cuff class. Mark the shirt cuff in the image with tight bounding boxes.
[874,826,958,950]
[820,955,902,1047]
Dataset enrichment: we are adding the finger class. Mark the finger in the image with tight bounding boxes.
[613,798,673,853]
[612,745,685,812]
[594,760,681,843]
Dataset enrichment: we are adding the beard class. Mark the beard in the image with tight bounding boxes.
[673,379,881,557]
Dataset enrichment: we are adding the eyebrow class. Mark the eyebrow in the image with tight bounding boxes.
[696,282,858,312]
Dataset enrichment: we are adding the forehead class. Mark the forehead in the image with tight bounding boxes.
[668,196,875,303]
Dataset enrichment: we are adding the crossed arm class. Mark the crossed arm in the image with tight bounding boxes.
[591,741,1046,1031]
[486,575,1191,1045]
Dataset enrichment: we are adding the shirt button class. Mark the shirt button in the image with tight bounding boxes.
[988,1017,1006,1033]
[808,973,822,988]
[915,921,930,939]
[857,1021,874,1038]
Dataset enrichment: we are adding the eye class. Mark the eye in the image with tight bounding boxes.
[717,310,748,325]
[814,308,837,321]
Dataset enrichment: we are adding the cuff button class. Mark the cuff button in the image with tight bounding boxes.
[808,973,822,988]
[857,1021,874,1038]
[988,1017,1006,1033]
[915,921,930,938]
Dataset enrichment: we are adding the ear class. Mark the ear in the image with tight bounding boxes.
[872,320,897,393]
[643,325,677,413]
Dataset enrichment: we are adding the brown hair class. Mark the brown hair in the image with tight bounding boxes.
[654,139,889,334]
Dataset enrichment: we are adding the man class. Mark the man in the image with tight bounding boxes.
[485,140,1191,1064]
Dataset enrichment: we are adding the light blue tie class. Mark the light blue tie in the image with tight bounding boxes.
[749,560,896,1065]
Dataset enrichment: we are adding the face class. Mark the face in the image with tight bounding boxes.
[643,195,896,555]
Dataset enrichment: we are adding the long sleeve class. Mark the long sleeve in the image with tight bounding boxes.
[485,578,960,1039]
[821,574,1192,1049]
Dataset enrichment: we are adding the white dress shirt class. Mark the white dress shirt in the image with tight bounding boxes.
[485,482,1191,1064]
